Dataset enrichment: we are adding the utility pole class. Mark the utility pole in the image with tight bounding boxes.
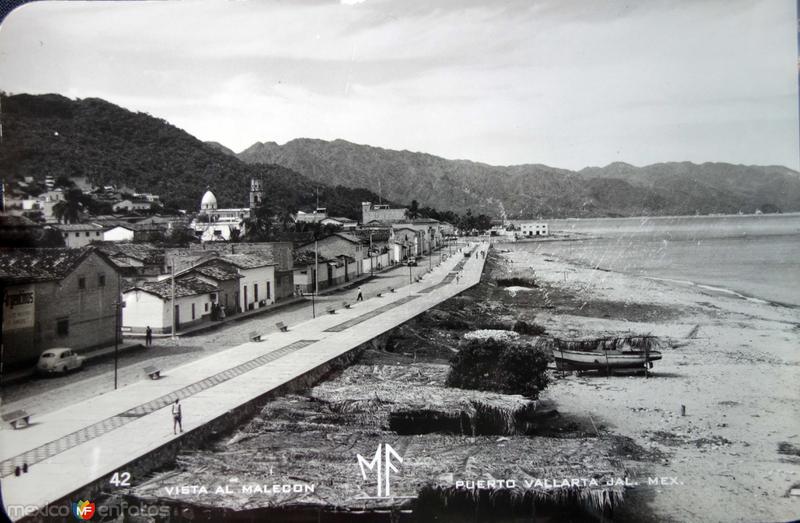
[170,258,176,341]
[428,229,432,271]
[114,274,121,390]
[312,239,318,318]
[370,232,374,277]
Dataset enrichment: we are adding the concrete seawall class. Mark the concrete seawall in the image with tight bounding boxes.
[1,243,488,522]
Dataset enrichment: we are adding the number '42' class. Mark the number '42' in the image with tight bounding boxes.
[110,471,131,487]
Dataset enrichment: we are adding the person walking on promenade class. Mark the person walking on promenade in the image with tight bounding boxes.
[172,398,183,434]
[356,286,364,301]
[145,326,152,347]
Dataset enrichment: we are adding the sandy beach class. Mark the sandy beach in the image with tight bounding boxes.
[498,248,800,522]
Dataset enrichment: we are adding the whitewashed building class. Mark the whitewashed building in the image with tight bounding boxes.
[517,222,549,237]
[320,216,358,230]
[102,225,136,243]
[122,276,219,334]
[218,254,277,312]
[294,208,328,224]
[53,223,105,248]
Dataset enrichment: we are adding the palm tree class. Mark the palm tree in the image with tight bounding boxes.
[406,199,420,220]
[228,227,241,243]
[53,198,81,224]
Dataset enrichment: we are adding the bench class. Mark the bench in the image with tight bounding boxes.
[143,365,161,380]
[276,322,288,332]
[343,302,351,309]
[2,409,31,429]
[326,305,336,314]
[249,331,263,342]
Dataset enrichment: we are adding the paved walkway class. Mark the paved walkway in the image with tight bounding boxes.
[0,242,487,520]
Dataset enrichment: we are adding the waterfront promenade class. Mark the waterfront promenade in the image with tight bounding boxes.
[0,242,487,521]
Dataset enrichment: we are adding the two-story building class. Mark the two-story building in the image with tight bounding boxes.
[517,222,549,237]
[0,247,121,368]
[53,223,105,248]
[297,233,365,281]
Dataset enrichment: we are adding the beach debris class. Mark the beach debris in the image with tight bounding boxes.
[464,329,519,341]
[504,285,534,297]
[778,442,800,457]
[686,324,701,339]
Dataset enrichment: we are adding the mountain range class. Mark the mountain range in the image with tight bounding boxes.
[238,139,800,218]
[2,92,797,220]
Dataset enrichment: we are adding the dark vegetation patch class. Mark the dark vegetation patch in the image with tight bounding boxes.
[513,319,547,336]
[778,441,800,457]
[446,338,550,399]
[496,276,538,288]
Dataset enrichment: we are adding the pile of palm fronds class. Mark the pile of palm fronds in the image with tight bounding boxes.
[447,338,551,398]
[131,430,627,519]
[310,364,537,435]
[538,335,661,353]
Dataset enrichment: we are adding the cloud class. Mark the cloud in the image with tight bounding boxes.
[0,0,795,169]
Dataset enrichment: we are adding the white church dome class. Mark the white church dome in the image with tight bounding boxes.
[200,190,218,211]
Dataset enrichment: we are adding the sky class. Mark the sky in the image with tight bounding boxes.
[0,0,797,170]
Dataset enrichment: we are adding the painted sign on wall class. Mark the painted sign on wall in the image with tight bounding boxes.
[3,285,35,330]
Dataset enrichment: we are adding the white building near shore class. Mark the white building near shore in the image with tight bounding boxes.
[517,222,549,237]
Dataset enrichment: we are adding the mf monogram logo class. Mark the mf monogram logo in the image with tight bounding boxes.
[356,443,403,498]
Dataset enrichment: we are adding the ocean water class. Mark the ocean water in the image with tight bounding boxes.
[507,213,800,307]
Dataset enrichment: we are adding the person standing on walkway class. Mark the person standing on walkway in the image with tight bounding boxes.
[356,286,363,301]
[145,326,152,347]
[172,398,183,434]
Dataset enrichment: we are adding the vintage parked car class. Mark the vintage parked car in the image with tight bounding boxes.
[406,258,418,266]
[36,348,85,375]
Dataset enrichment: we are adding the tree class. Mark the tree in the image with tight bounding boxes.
[228,227,241,242]
[475,214,492,232]
[163,227,198,246]
[406,199,420,220]
[279,209,295,232]
[244,202,274,241]
[54,175,75,189]
[52,189,84,224]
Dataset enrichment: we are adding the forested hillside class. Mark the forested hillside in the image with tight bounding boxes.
[0,93,385,218]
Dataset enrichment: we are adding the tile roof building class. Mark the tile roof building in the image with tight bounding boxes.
[0,247,121,367]
[122,276,219,334]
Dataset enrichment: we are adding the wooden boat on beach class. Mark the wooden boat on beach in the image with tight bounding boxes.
[552,347,662,371]
[545,335,662,372]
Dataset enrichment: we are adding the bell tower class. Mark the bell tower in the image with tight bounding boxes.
[250,177,264,210]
